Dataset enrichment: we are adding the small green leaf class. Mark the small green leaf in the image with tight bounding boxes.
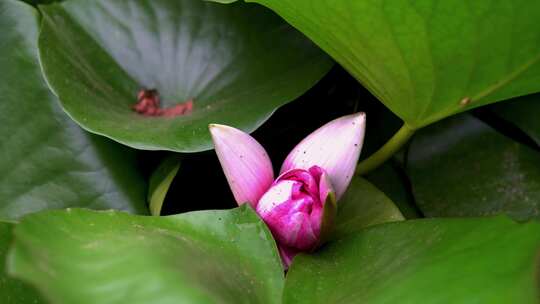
[319,186,337,245]
[148,155,181,216]
[333,177,404,239]
[366,163,421,219]
[285,217,540,304]
[38,0,333,152]
[491,93,540,146]
[0,222,45,304]
[0,0,148,220]
[408,114,540,220]
[8,206,283,304]
[250,0,540,127]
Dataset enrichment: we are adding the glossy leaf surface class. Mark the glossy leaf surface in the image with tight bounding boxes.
[38,0,333,152]
[0,0,147,220]
[285,217,540,304]
[8,206,283,304]
[250,0,540,127]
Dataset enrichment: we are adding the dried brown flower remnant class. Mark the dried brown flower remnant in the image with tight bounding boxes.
[133,89,193,117]
[161,99,193,117]
[133,89,160,115]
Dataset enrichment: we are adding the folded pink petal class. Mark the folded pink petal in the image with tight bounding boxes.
[318,170,334,205]
[256,166,334,253]
[209,124,274,207]
[280,113,366,200]
[256,179,318,250]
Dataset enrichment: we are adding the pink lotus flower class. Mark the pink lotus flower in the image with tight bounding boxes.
[209,113,366,267]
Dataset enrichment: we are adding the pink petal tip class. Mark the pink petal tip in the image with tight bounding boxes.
[209,124,274,207]
[280,113,366,200]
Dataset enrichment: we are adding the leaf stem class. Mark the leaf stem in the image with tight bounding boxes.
[356,123,416,175]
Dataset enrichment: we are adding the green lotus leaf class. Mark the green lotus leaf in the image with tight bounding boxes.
[8,206,284,304]
[250,0,540,128]
[285,216,540,303]
[0,0,148,220]
[38,0,333,152]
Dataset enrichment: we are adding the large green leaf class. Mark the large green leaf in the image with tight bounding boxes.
[8,205,283,304]
[38,0,332,152]
[250,0,540,128]
[491,93,540,146]
[284,217,540,304]
[0,222,45,304]
[333,177,403,239]
[408,114,540,220]
[0,0,147,220]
